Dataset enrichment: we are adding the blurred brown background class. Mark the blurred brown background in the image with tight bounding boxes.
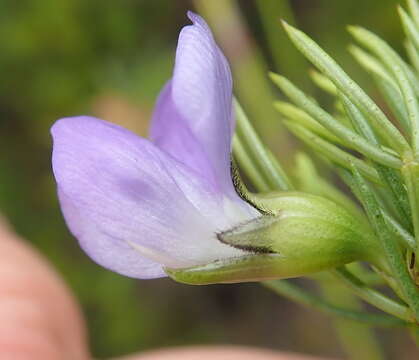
[0,0,416,358]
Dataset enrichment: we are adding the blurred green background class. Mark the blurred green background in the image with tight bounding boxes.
[0,0,417,358]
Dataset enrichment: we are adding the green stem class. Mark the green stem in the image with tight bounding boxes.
[262,280,407,327]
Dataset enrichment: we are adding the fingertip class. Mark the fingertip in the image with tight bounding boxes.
[0,215,89,360]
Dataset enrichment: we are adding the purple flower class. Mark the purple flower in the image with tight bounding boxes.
[51,12,259,279]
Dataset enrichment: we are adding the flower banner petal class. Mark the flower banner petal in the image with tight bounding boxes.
[149,81,217,188]
[150,12,235,195]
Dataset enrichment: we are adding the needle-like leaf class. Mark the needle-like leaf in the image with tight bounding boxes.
[349,26,419,155]
[271,73,403,168]
[235,99,292,191]
[284,121,380,183]
[407,0,419,28]
[281,21,410,154]
[274,101,341,144]
[399,6,419,53]
[346,164,419,321]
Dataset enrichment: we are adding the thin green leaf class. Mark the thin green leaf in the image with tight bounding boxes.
[345,263,385,286]
[375,165,412,227]
[399,6,419,52]
[263,280,408,327]
[349,26,419,155]
[405,40,419,74]
[232,136,270,192]
[339,92,377,144]
[234,99,292,191]
[266,150,293,190]
[348,45,398,91]
[281,21,409,154]
[382,212,416,250]
[274,101,341,144]
[284,121,381,183]
[294,152,365,220]
[348,164,419,322]
[401,162,419,253]
[407,0,419,28]
[333,267,415,322]
[339,169,415,251]
[270,73,402,168]
[309,69,336,95]
[348,45,410,131]
[374,75,411,132]
[339,92,412,227]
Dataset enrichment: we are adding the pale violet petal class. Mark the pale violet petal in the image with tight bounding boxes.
[51,116,247,278]
[150,12,235,196]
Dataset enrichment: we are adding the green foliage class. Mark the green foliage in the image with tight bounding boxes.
[244,0,419,333]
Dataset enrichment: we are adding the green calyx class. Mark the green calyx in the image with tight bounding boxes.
[166,192,384,285]
[242,191,382,264]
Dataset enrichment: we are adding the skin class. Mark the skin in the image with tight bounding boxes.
[0,217,330,360]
